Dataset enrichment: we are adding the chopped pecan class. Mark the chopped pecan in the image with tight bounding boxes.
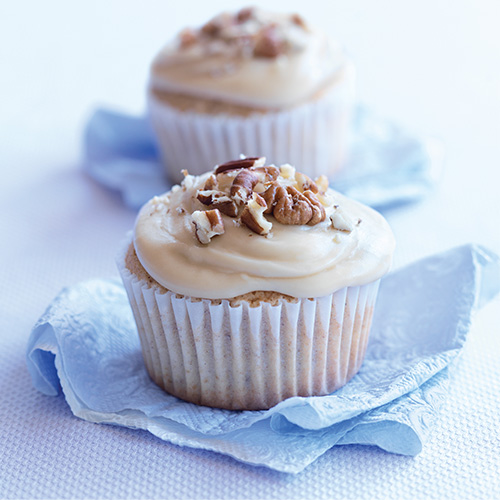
[273,186,313,225]
[179,28,197,48]
[230,169,260,205]
[303,190,326,225]
[192,209,225,244]
[279,163,296,179]
[215,170,237,192]
[196,190,238,217]
[295,172,319,194]
[201,20,219,36]
[195,159,337,235]
[215,157,265,175]
[290,13,307,29]
[236,7,254,23]
[252,165,280,182]
[261,181,280,214]
[254,25,285,58]
[251,165,280,194]
[200,13,232,37]
[330,207,355,232]
[202,174,217,191]
[240,193,272,235]
[317,192,334,208]
[315,174,329,194]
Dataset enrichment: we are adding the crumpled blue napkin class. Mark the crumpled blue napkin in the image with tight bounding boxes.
[83,106,444,210]
[26,245,499,473]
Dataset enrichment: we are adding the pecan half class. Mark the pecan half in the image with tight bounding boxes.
[196,190,238,217]
[240,193,272,235]
[303,190,326,225]
[192,209,225,244]
[215,157,265,175]
[273,186,313,225]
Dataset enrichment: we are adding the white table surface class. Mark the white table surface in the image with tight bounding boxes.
[1,1,499,499]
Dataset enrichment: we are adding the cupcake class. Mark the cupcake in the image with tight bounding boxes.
[148,7,355,184]
[117,157,395,410]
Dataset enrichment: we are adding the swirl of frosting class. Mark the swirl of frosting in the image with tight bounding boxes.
[149,7,351,109]
[133,161,395,299]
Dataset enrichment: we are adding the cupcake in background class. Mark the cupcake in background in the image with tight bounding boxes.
[117,157,395,410]
[148,7,355,183]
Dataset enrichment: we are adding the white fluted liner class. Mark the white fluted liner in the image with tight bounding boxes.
[117,243,380,410]
[147,65,355,184]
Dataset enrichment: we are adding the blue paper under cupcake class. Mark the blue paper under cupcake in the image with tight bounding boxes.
[26,245,499,473]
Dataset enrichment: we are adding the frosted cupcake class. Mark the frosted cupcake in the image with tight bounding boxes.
[148,7,355,183]
[117,157,395,410]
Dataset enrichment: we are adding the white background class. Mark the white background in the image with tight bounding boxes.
[1,1,499,499]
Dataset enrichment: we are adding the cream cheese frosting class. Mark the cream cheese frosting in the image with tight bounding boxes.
[149,7,350,109]
[133,160,395,299]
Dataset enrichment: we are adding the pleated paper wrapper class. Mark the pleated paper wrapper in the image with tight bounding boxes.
[116,239,380,411]
[147,64,355,183]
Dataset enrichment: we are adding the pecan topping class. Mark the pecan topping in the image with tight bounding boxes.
[252,165,280,182]
[179,28,197,48]
[261,181,280,214]
[236,7,254,23]
[230,169,260,205]
[290,13,307,29]
[273,186,313,225]
[189,159,339,240]
[303,190,326,225]
[215,157,265,175]
[196,190,238,217]
[192,209,225,244]
[315,175,329,194]
[202,174,217,191]
[200,13,232,37]
[295,172,319,193]
[254,25,285,58]
[330,207,355,232]
[175,9,312,63]
[240,193,272,235]
[279,163,296,179]
[200,20,219,37]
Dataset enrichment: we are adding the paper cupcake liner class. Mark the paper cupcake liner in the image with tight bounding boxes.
[147,64,355,184]
[117,241,380,411]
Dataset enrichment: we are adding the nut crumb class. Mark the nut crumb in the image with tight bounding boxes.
[330,206,356,232]
[240,193,272,235]
[192,209,225,244]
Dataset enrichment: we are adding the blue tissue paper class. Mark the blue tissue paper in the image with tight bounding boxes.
[26,245,499,473]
